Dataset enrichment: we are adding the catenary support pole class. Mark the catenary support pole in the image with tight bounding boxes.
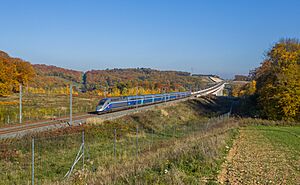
[70,84,72,126]
[114,129,116,160]
[82,130,85,169]
[32,138,35,185]
[136,126,139,158]
[136,86,138,109]
[19,84,22,124]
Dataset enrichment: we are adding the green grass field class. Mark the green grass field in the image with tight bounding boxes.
[119,128,238,185]
[255,125,300,152]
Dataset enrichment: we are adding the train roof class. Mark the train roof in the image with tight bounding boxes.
[101,91,190,100]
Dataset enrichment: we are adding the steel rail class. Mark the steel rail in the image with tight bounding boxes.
[0,82,225,138]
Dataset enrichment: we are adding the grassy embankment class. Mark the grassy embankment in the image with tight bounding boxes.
[0,96,238,185]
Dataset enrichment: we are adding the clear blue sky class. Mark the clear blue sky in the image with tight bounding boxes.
[1,0,299,78]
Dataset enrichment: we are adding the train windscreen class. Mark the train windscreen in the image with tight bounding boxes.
[98,99,107,106]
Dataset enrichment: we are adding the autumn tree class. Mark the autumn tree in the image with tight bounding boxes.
[0,57,16,96]
[255,39,300,120]
[13,58,35,85]
[0,51,35,96]
[234,75,249,81]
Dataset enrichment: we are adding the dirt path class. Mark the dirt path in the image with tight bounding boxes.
[218,128,300,185]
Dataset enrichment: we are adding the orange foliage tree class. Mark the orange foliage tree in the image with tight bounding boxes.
[0,51,35,96]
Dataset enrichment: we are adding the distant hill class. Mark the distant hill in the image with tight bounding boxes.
[192,74,220,77]
[0,51,10,58]
[33,64,83,83]
[0,50,217,96]
[84,68,208,92]
[30,64,83,91]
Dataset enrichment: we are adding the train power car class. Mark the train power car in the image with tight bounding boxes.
[96,91,191,113]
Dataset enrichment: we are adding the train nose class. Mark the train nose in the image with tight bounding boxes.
[96,106,102,112]
[96,105,104,112]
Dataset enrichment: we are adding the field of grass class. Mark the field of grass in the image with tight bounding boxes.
[0,93,99,126]
[220,125,300,184]
[256,126,300,153]
[0,97,235,184]
[114,127,238,185]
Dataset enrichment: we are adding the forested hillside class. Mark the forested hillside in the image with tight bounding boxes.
[28,64,83,94]
[0,51,212,97]
[84,68,209,96]
[34,64,83,83]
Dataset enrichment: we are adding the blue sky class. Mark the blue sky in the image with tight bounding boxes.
[0,0,299,78]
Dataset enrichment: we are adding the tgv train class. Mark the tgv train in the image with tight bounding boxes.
[96,92,191,113]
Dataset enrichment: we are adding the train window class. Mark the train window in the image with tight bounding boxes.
[98,99,107,105]
[128,96,143,100]
[110,97,127,102]
[111,98,120,102]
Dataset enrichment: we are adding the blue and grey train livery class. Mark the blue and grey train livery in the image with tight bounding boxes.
[96,92,191,113]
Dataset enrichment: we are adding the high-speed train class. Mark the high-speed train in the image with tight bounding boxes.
[96,91,191,113]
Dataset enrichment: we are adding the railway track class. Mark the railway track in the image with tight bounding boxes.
[0,113,95,136]
[0,82,225,139]
[0,96,192,139]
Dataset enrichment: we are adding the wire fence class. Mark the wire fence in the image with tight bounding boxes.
[0,112,231,184]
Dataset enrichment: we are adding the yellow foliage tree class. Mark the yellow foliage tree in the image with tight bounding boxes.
[255,39,300,120]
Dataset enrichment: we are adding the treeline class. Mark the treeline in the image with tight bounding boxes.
[0,51,77,96]
[0,51,209,97]
[84,68,206,96]
[233,75,250,81]
[33,64,83,83]
[29,65,83,94]
[233,38,300,121]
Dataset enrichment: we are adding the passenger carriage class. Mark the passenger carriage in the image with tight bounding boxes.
[96,92,191,113]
